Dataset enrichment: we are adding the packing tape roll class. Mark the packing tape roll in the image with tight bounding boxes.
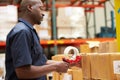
[64,46,79,60]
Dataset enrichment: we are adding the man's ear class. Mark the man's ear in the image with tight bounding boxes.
[27,5,33,12]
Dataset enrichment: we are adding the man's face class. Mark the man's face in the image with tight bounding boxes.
[31,0,45,24]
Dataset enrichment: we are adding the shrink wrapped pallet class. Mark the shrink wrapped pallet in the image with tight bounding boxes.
[57,7,86,39]
[0,5,17,41]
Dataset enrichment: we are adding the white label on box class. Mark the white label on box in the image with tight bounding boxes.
[113,60,120,74]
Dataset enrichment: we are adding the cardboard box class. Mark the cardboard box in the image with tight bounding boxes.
[110,53,120,80]
[52,54,65,61]
[80,44,91,53]
[90,53,112,80]
[98,41,107,53]
[107,40,118,52]
[98,40,118,53]
[80,40,118,53]
[72,69,83,80]
[52,72,60,80]
[81,53,91,80]
[116,74,120,80]
[81,53,120,80]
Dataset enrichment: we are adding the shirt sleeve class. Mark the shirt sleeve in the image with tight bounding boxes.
[11,30,32,68]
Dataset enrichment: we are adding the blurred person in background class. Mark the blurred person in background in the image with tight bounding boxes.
[5,0,69,80]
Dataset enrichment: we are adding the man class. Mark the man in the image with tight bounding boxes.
[5,0,69,80]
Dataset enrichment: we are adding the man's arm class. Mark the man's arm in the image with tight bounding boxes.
[46,60,58,65]
[15,61,69,79]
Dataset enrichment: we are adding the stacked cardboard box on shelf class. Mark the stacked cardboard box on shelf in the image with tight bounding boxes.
[81,53,120,80]
[52,40,119,80]
[0,5,18,41]
[80,40,120,80]
[34,11,51,40]
[99,40,118,53]
[80,40,118,53]
[57,7,86,39]
[51,53,120,80]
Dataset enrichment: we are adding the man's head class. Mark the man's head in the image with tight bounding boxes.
[19,0,45,25]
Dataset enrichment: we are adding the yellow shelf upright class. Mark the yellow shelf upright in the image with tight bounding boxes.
[114,0,120,51]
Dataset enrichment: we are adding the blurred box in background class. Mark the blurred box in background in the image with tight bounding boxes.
[57,7,86,39]
[0,54,5,79]
[80,40,118,53]
[0,5,18,41]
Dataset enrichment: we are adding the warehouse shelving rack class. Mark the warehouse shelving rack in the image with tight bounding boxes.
[0,38,115,49]
[0,38,115,46]
[47,0,109,39]
[0,0,118,54]
[48,0,112,54]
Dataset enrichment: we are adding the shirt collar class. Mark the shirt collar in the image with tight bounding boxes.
[18,18,34,30]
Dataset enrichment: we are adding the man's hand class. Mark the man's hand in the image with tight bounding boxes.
[46,60,69,73]
[53,61,69,73]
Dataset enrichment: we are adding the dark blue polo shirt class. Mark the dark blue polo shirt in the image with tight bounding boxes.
[5,18,47,80]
